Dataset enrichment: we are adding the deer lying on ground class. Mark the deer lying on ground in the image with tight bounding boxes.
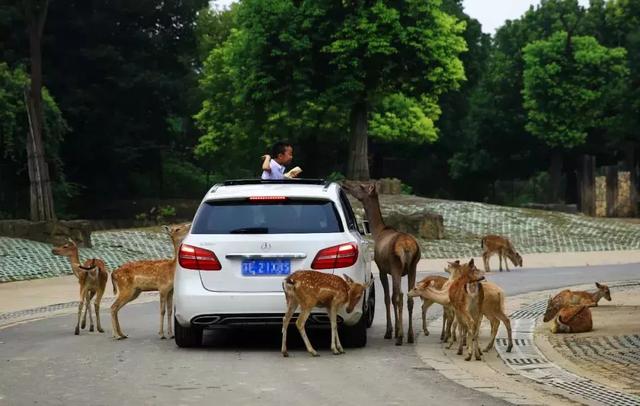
[281,271,371,357]
[110,223,190,340]
[343,182,420,346]
[549,305,593,333]
[408,275,455,341]
[52,239,109,335]
[481,235,522,272]
[543,282,611,323]
[543,282,611,334]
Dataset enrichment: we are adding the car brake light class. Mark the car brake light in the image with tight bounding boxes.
[179,244,222,271]
[311,243,358,269]
[248,196,288,201]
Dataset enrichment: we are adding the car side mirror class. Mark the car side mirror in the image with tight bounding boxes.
[359,219,371,236]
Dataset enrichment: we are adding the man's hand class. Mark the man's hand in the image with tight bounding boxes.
[261,154,271,172]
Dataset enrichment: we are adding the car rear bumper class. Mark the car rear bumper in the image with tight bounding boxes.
[174,270,363,327]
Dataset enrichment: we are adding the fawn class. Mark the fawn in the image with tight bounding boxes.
[481,234,522,272]
[52,239,109,335]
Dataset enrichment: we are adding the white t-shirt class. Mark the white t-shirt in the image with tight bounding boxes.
[261,159,285,180]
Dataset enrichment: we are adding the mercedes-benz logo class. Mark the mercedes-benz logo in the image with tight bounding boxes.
[260,242,271,251]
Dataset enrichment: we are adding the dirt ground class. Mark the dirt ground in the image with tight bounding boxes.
[536,288,640,395]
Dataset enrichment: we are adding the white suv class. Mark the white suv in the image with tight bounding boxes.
[173,179,375,348]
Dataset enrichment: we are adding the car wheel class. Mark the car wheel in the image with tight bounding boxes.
[366,281,375,328]
[174,317,203,348]
[340,306,367,348]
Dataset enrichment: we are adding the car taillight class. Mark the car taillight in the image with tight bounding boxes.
[311,243,358,270]
[179,244,221,271]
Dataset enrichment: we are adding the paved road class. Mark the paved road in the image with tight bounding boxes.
[0,263,638,406]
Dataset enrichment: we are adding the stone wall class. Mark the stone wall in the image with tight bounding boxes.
[617,171,633,217]
[348,195,445,240]
[595,176,607,217]
[0,220,93,247]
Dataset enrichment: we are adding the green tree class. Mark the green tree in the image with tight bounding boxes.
[0,62,68,218]
[523,31,628,201]
[196,0,467,180]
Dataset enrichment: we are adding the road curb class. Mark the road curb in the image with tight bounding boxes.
[414,280,640,406]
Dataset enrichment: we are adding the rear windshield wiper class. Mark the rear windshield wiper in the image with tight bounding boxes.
[229,227,269,234]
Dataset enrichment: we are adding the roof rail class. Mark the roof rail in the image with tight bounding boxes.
[220,179,330,187]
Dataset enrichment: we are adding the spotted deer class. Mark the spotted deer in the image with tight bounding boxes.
[411,260,513,354]
[550,305,593,333]
[110,223,190,339]
[281,271,371,357]
[481,234,522,272]
[543,282,611,323]
[343,182,420,346]
[52,239,109,335]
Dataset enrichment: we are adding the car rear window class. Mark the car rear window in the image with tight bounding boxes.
[191,199,344,234]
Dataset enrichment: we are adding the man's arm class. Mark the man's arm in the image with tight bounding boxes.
[261,154,272,172]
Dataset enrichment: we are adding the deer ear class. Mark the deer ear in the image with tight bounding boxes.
[162,225,171,233]
[343,274,354,284]
[468,258,475,267]
[367,183,376,195]
[595,282,602,288]
[454,260,460,265]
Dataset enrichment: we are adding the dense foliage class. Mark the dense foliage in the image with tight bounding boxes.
[1,0,639,217]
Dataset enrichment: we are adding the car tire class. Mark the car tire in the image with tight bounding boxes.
[174,317,203,348]
[366,281,375,328]
[340,308,367,348]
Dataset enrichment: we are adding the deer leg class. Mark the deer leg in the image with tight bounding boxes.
[159,293,167,339]
[498,252,503,272]
[295,308,317,357]
[484,317,499,353]
[111,289,141,339]
[380,272,393,339]
[497,312,513,352]
[421,300,432,336]
[392,274,403,345]
[505,251,511,272]
[329,305,343,355]
[281,296,298,357]
[407,271,416,344]
[94,287,105,333]
[86,291,95,332]
[80,288,91,329]
[482,252,491,272]
[167,290,174,338]
[440,306,449,342]
[75,293,85,335]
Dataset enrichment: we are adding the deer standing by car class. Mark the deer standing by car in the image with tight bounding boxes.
[110,223,190,339]
[343,182,420,345]
[52,239,109,335]
[281,270,371,357]
[481,234,522,272]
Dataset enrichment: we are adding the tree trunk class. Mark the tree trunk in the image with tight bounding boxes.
[25,0,55,221]
[549,149,563,203]
[347,101,370,181]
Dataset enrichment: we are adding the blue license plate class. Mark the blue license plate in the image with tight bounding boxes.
[241,259,291,276]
